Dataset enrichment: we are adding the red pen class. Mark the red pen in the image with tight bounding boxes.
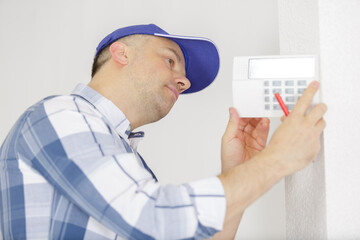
[274,93,289,116]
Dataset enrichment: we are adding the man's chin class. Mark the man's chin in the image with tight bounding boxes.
[151,103,175,123]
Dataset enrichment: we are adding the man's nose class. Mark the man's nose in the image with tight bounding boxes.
[175,75,191,94]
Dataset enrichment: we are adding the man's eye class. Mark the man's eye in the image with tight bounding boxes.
[167,58,174,66]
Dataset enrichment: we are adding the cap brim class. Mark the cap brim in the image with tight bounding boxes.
[154,33,220,94]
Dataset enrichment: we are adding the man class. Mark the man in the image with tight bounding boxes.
[0,24,327,239]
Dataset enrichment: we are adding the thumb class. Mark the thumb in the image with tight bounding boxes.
[223,107,240,140]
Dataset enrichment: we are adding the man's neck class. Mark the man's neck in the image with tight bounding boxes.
[88,75,144,130]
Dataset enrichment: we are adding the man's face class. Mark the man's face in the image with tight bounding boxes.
[127,36,191,124]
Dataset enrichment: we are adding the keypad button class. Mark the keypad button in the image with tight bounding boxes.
[264,81,270,86]
[287,104,295,110]
[298,88,306,94]
[286,96,295,102]
[285,88,294,94]
[273,104,281,110]
[285,80,294,86]
[265,96,270,102]
[273,88,281,94]
[264,89,269,94]
[297,80,307,86]
[272,81,282,86]
[265,104,270,110]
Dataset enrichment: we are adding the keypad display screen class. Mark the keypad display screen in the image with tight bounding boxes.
[249,57,315,79]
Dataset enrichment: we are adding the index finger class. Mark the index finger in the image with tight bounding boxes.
[292,81,320,115]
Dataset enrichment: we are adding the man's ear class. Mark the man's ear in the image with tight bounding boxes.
[109,41,129,65]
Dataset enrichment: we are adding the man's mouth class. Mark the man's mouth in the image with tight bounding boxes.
[166,86,179,101]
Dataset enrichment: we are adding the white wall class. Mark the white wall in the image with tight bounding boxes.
[279,0,360,239]
[0,1,284,239]
[278,1,327,239]
[319,2,360,237]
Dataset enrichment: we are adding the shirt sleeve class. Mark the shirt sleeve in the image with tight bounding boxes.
[19,95,226,239]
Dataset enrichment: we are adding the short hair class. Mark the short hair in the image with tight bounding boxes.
[91,34,150,78]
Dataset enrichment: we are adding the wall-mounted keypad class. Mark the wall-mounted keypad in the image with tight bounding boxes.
[263,80,307,111]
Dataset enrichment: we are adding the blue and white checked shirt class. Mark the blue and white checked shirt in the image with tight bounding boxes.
[0,84,226,239]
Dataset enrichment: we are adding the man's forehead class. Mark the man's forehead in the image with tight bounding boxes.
[150,36,185,58]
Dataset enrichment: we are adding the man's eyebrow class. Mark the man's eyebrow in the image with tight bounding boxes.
[166,47,182,63]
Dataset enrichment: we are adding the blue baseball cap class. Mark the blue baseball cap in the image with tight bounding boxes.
[96,24,220,94]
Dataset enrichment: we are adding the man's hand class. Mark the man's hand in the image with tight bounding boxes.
[264,80,327,176]
[215,107,270,239]
[215,81,326,239]
[221,108,270,173]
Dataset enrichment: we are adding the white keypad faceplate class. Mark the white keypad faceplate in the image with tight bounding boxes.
[233,55,320,118]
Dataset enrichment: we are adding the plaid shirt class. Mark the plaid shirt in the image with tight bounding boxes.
[0,84,226,239]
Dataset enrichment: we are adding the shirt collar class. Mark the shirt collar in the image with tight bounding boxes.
[71,83,138,143]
